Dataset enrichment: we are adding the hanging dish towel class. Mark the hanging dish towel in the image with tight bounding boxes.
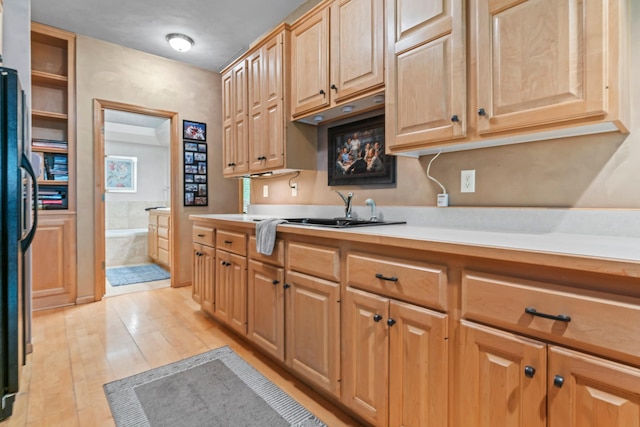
[256,218,287,256]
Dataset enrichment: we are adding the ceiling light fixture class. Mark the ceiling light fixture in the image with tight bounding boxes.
[373,95,385,104]
[166,33,195,52]
[313,115,324,122]
[341,105,354,113]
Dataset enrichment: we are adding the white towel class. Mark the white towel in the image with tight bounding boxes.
[256,218,287,255]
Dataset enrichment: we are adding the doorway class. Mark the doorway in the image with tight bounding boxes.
[93,100,180,300]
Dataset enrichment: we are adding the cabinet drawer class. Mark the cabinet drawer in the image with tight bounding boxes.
[158,248,170,266]
[193,224,215,247]
[248,236,284,267]
[157,226,169,239]
[462,271,640,360]
[287,241,340,282]
[158,237,169,251]
[157,214,170,228]
[216,229,247,256]
[346,252,447,311]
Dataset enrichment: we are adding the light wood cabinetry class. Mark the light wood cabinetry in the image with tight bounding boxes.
[385,0,466,151]
[192,222,215,311]
[291,0,385,119]
[147,209,170,270]
[222,26,316,178]
[214,229,247,335]
[30,22,77,310]
[343,252,449,427]
[385,0,629,156]
[285,239,341,397]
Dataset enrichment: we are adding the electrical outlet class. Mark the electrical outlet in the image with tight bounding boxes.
[461,170,475,193]
[291,183,298,197]
[263,185,269,198]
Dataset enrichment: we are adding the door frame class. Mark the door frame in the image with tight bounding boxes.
[93,99,180,301]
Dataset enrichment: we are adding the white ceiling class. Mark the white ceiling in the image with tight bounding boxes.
[30,0,313,72]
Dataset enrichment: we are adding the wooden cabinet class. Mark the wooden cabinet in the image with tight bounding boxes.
[223,26,316,177]
[475,0,626,136]
[291,0,385,119]
[285,240,341,397]
[222,61,249,176]
[30,22,77,310]
[148,209,170,270]
[343,287,448,427]
[191,222,215,313]
[461,321,640,427]
[247,236,285,360]
[385,0,466,151]
[214,229,248,334]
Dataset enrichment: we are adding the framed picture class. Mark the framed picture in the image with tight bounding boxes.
[183,120,206,141]
[328,115,395,186]
[105,155,137,192]
[184,141,207,206]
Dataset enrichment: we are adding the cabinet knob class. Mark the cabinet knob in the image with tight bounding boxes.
[272,279,280,285]
[387,318,397,327]
[319,89,326,95]
[330,84,338,91]
[373,314,382,322]
[283,283,291,289]
[477,108,487,116]
[220,260,225,266]
[553,375,564,388]
[524,365,536,378]
[451,115,460,122]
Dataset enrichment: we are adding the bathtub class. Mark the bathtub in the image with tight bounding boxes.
[106,228,150,267]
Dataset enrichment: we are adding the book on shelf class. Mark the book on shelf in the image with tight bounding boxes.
[32,138,68,150]
[42,152,68,180]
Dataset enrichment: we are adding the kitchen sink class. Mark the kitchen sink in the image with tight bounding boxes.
[281,217,406,228]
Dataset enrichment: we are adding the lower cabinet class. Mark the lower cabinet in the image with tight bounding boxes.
[460,320,640,427]
[215,248,248,335]
[192,243,215,315]
[342,286,449,427]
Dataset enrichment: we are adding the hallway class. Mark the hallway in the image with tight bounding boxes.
[3,287,358,426]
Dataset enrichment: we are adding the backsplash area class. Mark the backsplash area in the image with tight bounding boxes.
[105,201,166,230]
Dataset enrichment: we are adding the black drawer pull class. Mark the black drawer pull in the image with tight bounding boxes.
[375,273,398,282]
[451,114,460,122]
[224,240,233,244]
[387,318,397,327]
[331,84,338,91]
[283,283,291,289]
[553,375,564,388]
[319,89,326,95]
[197,234,205,237]
[477,108,487,116]
[272,279,280,285]
[525,307,571,322]
[524,366,536,378]
[373,314,382,322]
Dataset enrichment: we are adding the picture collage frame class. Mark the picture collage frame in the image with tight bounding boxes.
[183,120,208,206]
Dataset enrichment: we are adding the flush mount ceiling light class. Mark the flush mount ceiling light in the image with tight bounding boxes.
[341,105,355,113]
[373,95,385,104]
[166,33,194,52]
[313,114,324,122]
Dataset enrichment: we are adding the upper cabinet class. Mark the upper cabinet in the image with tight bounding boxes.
[290,0,385,120]
[221,25,316,178]
[385,0,466,151]
[385,0,629,156]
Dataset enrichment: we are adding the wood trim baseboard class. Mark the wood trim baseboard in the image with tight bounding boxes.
[75,296,95,305]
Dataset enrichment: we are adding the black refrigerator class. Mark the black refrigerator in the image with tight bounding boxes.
[0,67,37,420]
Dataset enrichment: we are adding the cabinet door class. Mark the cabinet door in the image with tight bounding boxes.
[148,224,157,261]
[389,300,448,427]
[200,245,216,316]
[291,7,330,116]
[222,70,235,176]
[459,320,547,427]
[232,61,249,175]
[330,0,384,104]
[476,0,607,135]
[248,47,265,171]
[386,0,466,149]
[228,252,248,335]
[285,270,340,397]
[192,243,204,303]
[214,250,231,324]
[548,346,640,427]
[342,287,389,426]
[262,32,285,170]
[247,260,285,361]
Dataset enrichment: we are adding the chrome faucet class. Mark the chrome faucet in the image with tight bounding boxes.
[335,191,354,218]
[365,198,378,222]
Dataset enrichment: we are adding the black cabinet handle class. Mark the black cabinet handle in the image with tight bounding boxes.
[477,108,487,116]
[373,314,382,322]
[451,115,460,122]
[524,366,536,378]
[257,156,266,161]
[525,307,571,322]
[283,283,291,289]
[197,234,205,237]
[330,84,338,91]
[220,260,225,265]
[319,89,326,95]
[553,375,564,388]
[387,318,397,327]
[224,240,233,244]
[272,279,280,285]
[375,273,398,282]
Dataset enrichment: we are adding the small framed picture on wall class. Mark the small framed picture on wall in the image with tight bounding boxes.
[183,120,206,141]
[184,140,208,206]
